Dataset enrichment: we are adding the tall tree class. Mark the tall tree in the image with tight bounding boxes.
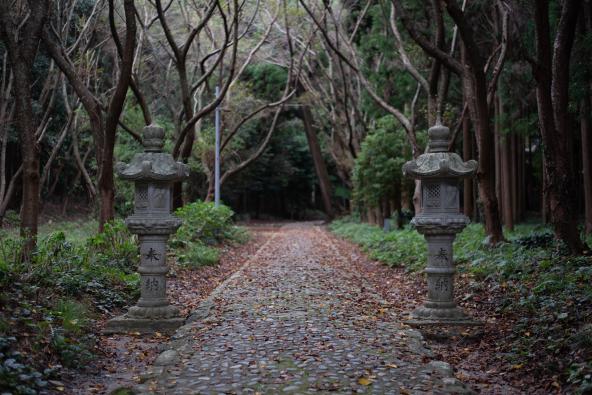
[43,0,137,230]
[0,0,50,257]
[531,0,588,254]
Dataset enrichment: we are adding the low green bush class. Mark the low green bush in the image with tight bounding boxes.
[171,200,248,266]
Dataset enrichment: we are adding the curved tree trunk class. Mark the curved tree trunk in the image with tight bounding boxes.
[301,105,334,219]
[533,0,586,254]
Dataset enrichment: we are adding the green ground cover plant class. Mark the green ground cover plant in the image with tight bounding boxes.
[0,220,138,393]
[330,217,592,392]
[0,205,247,393]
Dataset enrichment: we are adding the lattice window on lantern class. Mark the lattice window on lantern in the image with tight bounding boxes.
[424,183,441,208]
[136,185,149,209]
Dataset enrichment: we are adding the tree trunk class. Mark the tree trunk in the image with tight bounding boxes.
[367,207,376,225]
[541,159,550,223]
[301,105,334,219]
[511,133,521,223]
[0,0,49,258]
[401,183,411,211]
[533,0,586,254]
[581,97,592,234]
[412,180,421,214]
[501,134,513,230]
[494,95,502,216]
[393,181,402,228]
[96,0,137,231]
[468,68,505,244]
[462,112,473,219]
[172,63,195,209]
[13,66,40,257]
[499,94,514,230]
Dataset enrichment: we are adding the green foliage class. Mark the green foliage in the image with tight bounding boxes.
[171,200,247,266]
[2,210,20,227]
[0,220,141,391]
[330,216,426,271]
[356,5,419,117]
[86,219,138,272]
[352,116,409,209]
[177,244,220,268]
[241,63,288,101]
[330,218,592,392]
[175,200,237,244]
[53,299,90,335]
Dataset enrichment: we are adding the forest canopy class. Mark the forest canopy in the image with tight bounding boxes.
[0,0,591,255]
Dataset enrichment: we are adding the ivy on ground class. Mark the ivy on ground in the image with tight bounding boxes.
[330,217,592,393]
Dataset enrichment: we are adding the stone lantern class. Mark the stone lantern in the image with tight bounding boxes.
[105,124,189,334]
[402,123,479,326]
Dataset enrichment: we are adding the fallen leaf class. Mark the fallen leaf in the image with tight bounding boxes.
[358,377,372,386]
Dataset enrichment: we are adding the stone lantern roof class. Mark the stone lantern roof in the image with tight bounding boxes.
[402,124,477,180]
[117,124,189,182]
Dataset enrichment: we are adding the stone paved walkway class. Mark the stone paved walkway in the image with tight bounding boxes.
[132,223,470,394]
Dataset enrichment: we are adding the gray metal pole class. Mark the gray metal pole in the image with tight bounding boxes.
[214,86,221,207]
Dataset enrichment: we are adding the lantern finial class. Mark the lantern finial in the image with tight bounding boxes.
[427,124,450,153]
[143,124,165,152]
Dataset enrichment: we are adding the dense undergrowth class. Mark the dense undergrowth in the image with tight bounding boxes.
[0,201,245,394]
[330,216,592,393]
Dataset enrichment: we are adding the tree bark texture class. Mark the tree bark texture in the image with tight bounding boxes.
[581,97,592,234]
[0,0,49,258]
[458,37,504,244]
[533,0,587,253]
[301,105,334,219]
[462,111,473,219]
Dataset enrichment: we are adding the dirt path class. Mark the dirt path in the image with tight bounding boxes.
[129,223,471,394]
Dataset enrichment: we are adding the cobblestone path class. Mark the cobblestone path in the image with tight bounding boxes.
[133,223,469,394]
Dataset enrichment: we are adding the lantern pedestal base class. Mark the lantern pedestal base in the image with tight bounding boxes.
[404,306,482,327]
[104,315,185,335]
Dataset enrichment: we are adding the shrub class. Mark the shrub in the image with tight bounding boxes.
[86,219,138,273]
[352,116,409,211]
[176,244,220,267]
[174,200,236,245]
[171,200,247,266]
